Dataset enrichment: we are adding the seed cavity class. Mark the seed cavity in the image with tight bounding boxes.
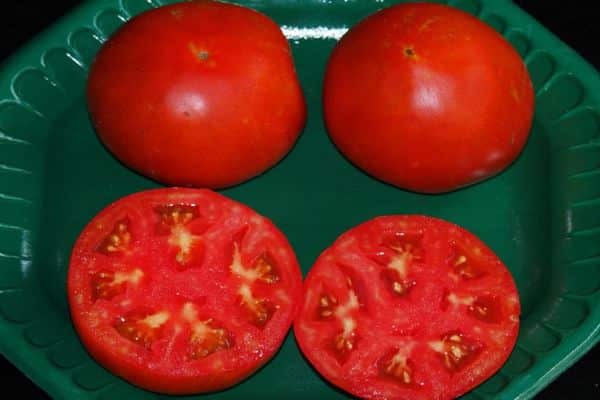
[97,218,132,255]
[429,331,482,372]
[378,348,416,386]
[230,243,280,284]
[181,303,234,359]
[317,293,338,320]
[238,283,276,327]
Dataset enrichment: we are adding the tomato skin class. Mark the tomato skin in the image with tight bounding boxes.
[323,3,534,193]
[68,188,303,394]
[87,1,306,188]
[294,215,520,400]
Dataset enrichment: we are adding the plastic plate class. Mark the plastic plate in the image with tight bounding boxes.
[0,0,599,399]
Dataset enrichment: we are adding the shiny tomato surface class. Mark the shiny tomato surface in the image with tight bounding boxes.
[68,188,303,394]
[294,215,520,399]
[88,1,306,188]
[323,3,534,193]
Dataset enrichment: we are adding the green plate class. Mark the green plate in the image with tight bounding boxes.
[1,0,599,399]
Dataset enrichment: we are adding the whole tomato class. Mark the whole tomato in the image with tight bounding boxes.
[87,0,306,188]
[323,3,534,193]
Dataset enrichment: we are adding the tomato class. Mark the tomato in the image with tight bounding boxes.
[294,215,520,400]
[323,3,534,193]
[87,0,306,188]
[68,188,303,394]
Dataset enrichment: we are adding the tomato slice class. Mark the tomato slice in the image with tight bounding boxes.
[294,215,520,400]
[68,188,302,394]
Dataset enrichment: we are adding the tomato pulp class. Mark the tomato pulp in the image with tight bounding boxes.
[68,188,303,394]
[323,3,534,193]
[294,215,520,400]
[87,1,306,188]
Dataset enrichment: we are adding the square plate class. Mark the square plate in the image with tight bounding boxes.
[1,0,599,399]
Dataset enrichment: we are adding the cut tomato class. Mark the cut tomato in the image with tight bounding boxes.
[68,188,302,394]
[294,215,520,400]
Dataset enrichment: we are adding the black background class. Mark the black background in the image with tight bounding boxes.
[0,1,598,399]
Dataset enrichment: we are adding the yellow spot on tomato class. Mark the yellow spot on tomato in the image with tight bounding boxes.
[510,85,521,103]
[419,16,441,32]
[188,42,211,63]
[170,9,183,19]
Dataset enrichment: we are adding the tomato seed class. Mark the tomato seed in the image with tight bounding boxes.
[377,348,415,386]
[155,204,200,234]
[434,332,483,373]
[97,218,132,255]
[467,296,501,324]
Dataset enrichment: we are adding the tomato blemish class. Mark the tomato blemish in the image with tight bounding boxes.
[188,42,210,61]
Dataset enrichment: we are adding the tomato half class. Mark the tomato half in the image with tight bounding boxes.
[323,3,534,193]
[87,0,306,188]
[294,215,520,400]
[68,188,303,394]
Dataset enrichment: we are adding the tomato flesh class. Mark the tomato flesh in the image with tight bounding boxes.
[323,3,534,193]
[294,215,520,400]
[68,188,302,394]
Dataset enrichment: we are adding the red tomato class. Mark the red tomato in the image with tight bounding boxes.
[323,3,534,193]
[68,188,303,394]
[87,1,306,188]
[294,215,520,400]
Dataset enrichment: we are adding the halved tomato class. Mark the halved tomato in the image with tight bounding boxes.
[294,215,520,400]
[68,188,302,394]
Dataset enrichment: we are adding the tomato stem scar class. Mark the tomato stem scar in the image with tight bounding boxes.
[403,46,418,59]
